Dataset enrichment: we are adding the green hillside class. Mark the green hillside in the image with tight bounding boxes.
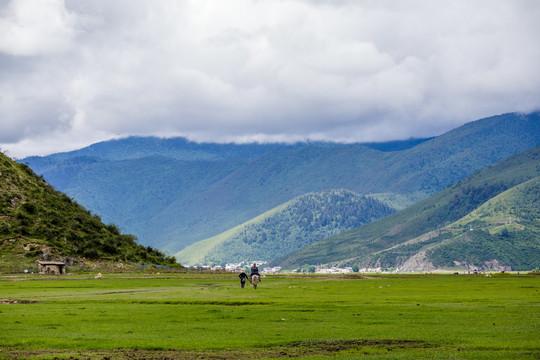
[359,177,540,272]
[425,177,540,271]
[176,189,395,265]
[23,112,540,253]
[276,147,540,270]
[0,152,177,272]
[50,156,247,244]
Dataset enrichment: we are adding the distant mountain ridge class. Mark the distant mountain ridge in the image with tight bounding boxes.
[21,112,540,256]
[25,137,304,162]
[24,136,431,162]
[275,147,540,271]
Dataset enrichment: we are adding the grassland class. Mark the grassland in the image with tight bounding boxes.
[0,273,539,359]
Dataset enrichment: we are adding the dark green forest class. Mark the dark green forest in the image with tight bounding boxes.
[195,189,394,265]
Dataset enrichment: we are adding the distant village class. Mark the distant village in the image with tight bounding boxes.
[186,261,505,274]
[189,261,281,273]
[188,261,358,274]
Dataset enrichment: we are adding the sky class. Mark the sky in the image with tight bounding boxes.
[1,0,539,159]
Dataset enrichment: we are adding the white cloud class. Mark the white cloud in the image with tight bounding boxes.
[0,0,78,56]
[0,0,539,158]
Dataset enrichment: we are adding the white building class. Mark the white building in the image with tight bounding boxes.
[263,266,282,273]
[316,267,353,274]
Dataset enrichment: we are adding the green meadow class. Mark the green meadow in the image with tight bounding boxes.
[0,273,539,359]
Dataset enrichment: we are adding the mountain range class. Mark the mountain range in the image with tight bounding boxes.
[276,147,540,271]
[21,112,540,268]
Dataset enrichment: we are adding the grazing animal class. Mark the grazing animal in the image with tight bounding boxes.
[251,274,260,289]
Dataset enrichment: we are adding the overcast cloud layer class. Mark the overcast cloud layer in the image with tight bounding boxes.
[1,0,539,158]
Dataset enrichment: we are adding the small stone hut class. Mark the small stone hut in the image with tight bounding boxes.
[36,260,66,275]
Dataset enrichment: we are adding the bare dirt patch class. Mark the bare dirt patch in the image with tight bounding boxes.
[3,339,430,359]
[131,300,272,306]
[0,299,38,304]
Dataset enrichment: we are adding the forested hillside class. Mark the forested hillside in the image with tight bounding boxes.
[22,112,540,253]
[0,152,177,271]
[276,147,540,271]
[351,177,540,272]
[176,189,394,265]
[425,177,540,271]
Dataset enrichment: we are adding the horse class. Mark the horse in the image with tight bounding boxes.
[250,274,260,289]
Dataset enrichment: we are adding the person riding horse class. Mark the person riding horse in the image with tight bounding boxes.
[250,263,261,282]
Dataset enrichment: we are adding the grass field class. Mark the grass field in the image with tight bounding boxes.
[0,272,539,359]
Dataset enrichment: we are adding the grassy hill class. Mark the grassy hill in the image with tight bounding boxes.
[0,151,178,272]
[22,112,540,253]
[424,176,540,271]
[357,177,540,272]
[176,189,395,266]
[275,147,540,271]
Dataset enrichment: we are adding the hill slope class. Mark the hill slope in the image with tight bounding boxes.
[176,189,395,266]
[22,112,540,252]
[420,177,539,271]
[0,152,177,271]
[275,147,540,271]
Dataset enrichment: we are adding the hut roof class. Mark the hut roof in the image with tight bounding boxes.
[36,260,66,265]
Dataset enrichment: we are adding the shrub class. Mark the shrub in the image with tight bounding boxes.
[83,248,99,259]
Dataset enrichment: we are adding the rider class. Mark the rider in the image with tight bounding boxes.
[250,263,261,282]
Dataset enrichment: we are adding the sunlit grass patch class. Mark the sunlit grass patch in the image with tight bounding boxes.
[0,273,538,359]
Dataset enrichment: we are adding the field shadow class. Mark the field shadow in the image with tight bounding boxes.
[4,339,432,359]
